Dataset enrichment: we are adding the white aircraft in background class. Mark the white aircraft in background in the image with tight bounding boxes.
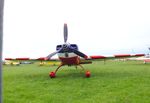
[127,48,150,64]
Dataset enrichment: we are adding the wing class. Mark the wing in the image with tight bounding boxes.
[89,54,145,60]
[4,53,145,65]
[4,57,60,65]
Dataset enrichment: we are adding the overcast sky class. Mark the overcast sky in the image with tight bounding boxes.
[3,0,150,58]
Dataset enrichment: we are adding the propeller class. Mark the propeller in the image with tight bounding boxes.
[46,23,87,59]
[69,47,87,59]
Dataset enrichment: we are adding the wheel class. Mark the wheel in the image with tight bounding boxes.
[85,71,91,78]
[49,72,56,78]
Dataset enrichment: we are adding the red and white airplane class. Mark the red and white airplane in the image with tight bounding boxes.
[5,23,145,78]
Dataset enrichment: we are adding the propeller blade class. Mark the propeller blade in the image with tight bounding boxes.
[46,51,58,59]
[69,47,87,59]
[46,48,63,59]
[64,23,68,43]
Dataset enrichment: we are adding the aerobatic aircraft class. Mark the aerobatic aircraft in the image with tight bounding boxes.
[5,23,145,78]
[45,23,93,78]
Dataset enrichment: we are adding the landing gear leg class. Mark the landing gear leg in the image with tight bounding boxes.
[49,64,63,78]
[78,64,91,78]
[75,66,78,70]
[78,64,85,71]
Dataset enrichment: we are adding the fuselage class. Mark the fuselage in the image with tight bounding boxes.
[56,44,80,65]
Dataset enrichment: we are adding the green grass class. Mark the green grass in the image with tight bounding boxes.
[3,60,150,103]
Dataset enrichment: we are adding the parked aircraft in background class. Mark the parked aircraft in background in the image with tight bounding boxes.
[127,48,150,64]
[3,60,20,66]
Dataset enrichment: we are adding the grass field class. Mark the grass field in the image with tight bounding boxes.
[3,60,150,103]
